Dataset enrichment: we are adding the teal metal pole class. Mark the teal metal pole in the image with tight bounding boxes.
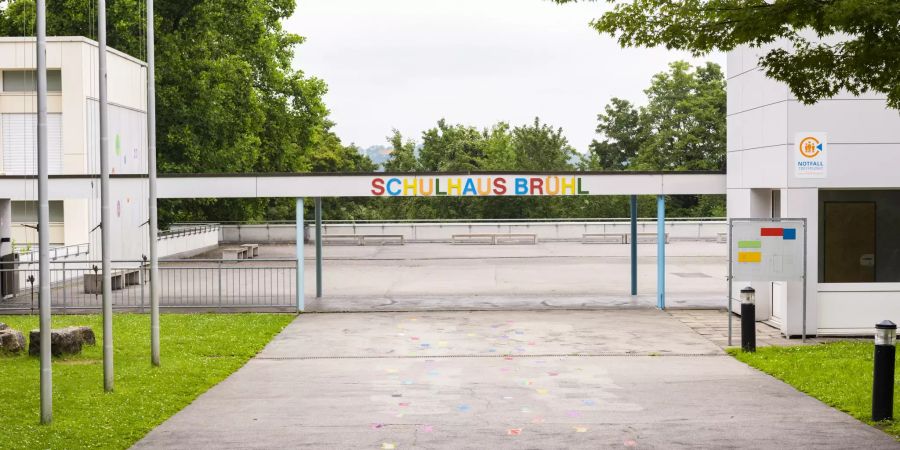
[657,195,666,310]
[314,198,322,298]
[630,195,637,296]
[296,198,304,312]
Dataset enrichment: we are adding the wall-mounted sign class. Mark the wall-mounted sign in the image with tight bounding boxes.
[794,132,827,178]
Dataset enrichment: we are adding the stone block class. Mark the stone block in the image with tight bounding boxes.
[28,326,97,357]
[0,329,26,354]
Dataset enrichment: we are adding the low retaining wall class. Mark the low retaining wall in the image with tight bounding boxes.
[217,220,727,244]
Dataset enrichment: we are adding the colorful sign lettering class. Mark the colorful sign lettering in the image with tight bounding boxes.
[370,176,590,197]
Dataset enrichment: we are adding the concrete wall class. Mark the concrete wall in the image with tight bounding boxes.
[217,220,728,244]
[158,226,219,259]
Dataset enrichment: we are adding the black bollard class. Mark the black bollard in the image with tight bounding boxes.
[873,320,896,421]
[740,287,756,352]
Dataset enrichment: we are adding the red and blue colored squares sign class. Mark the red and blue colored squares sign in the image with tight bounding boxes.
[737,227,797,263]
[760,227,797,240]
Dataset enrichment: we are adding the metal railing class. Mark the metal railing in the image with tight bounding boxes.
[160,224,220,239]
[176,217,727,226]
[0,258,297,313]
[15,243,91,261]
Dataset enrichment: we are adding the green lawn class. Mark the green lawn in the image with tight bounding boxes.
[730,342,900,438]
[0,313,295,449]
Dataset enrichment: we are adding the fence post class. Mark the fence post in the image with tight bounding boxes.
[62,262,68,313]
[218,260,223,311]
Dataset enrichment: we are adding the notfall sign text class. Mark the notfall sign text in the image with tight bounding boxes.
[371,175,590,197]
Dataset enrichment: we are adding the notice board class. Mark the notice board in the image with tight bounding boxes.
[730,219,806,282]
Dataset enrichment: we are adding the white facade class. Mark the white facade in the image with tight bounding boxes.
[727,43,900,335]
[0,37,149,262]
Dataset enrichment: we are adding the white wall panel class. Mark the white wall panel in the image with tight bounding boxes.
[818,285,900,334]
[787,99,900,144]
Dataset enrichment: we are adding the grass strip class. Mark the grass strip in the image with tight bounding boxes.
[0,313,294,449]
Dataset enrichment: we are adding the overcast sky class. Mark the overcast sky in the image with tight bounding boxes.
[286,0,725,153]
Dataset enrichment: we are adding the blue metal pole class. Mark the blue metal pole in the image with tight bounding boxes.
[296,198,304,312]
[315,197,322,298]
[657,195,666,310]
[630,195,638,296]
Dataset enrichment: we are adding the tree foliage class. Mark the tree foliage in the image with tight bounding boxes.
[590,61,726,172]
[587,61,727,216]
[557,0,900,109]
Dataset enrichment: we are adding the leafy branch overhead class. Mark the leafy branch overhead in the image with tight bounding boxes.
[556,0,900,109]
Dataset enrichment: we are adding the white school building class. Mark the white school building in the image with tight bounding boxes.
[0,36,898,335]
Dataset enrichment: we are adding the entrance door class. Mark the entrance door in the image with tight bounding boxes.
[824,202,876,282]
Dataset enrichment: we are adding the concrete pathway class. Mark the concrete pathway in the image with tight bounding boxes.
[135,310,898,449]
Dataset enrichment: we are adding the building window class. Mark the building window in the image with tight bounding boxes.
[12,200,65,222]
[2,69,62,92]
[1,113,64,175]
[820,190,900,283]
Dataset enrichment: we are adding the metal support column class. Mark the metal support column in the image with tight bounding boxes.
[315,197,323,298]
[99,0,114,392]
[657,195,666,310]
[36,0,53,424]
[296,198,305,312]
[630,195,638,296]
[147,0,161,367]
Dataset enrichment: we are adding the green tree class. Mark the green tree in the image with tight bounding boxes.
[587,98,642,170]
[556,0,900,109]
[383,129,420,172]
[417,120,488,172]
[635,61,726,171]
[511,118,575,172]
[589,61,726,172]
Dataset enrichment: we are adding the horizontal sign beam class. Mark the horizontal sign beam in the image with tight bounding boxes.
[160,173,726,199]
[0,172,726,200]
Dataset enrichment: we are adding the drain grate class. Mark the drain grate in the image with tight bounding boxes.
[256,352,725,360]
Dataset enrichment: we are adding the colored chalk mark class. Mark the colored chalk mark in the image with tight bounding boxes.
[382,443,396,450]
[783,228,797,240]
[760,227,783,237]
[507,428,522,436]
[574,427,588,433]
[457,404,471,412]
[738,252,762,263]
[738,240,761,248]
[582,399,596,406]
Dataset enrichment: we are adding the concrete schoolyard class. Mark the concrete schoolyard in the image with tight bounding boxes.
[134,310,898,449]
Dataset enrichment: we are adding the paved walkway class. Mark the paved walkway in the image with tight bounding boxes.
[668,309,869,348]
[135,310,897,449]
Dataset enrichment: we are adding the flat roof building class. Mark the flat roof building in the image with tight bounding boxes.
[0,37,149,262]
[727,43,900,335]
